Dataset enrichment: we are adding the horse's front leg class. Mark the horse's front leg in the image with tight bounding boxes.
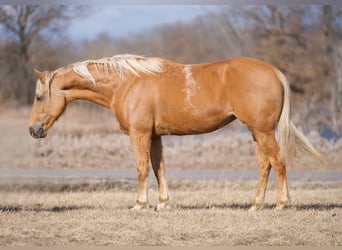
[129,129,152,210]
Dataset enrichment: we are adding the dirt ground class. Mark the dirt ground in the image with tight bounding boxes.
[0,104,341,171]
[0,180,341,246]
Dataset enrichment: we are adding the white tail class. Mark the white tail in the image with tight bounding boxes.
[274,68,325,167]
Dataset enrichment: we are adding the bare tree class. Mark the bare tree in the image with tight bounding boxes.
[233,5,342,134]
[320,5,342,133]
[0,5,85,104]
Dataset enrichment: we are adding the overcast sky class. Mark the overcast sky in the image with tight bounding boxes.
[66,5,216,40]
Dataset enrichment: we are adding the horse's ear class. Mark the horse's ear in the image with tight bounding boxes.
[34,69,44,83]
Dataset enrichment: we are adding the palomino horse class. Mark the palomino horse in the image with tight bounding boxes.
[29,54,323,211]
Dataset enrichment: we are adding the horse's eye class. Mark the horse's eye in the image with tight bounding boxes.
[36,95,44,101]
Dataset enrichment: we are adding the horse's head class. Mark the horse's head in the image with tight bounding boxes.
[29,69,66,139]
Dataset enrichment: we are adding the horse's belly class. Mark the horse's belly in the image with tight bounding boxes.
[154,106,234,135]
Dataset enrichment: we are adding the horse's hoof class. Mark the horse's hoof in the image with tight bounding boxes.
[156,201,170,211]
[130,204,149,211]
[248,204,263,212]
[274,205,285,210]
[274,201,291,210]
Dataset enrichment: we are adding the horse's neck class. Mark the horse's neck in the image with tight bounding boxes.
[62,69,116,109]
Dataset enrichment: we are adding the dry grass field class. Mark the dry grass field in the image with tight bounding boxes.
[0,179,341,246]
[0,105,341,246]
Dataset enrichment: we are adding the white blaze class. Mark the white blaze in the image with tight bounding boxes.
[182,65,197,109]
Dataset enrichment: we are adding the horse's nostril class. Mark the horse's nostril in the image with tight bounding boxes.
[29,128,37,137]
[29,123,46,138]
[29,126,36,137]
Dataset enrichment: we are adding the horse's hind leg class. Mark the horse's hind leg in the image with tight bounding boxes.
[150,136,170,210]
[249,140,272,211]
[251,130,291,210]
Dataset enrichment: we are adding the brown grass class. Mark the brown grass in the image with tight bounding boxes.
[0,179,341,246]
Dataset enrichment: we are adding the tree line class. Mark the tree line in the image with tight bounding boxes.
[0,5,341,134]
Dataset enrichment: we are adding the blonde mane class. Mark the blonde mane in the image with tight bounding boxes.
[72,54,164,84]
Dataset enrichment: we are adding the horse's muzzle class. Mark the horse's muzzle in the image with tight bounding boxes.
[29,123,46,139]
